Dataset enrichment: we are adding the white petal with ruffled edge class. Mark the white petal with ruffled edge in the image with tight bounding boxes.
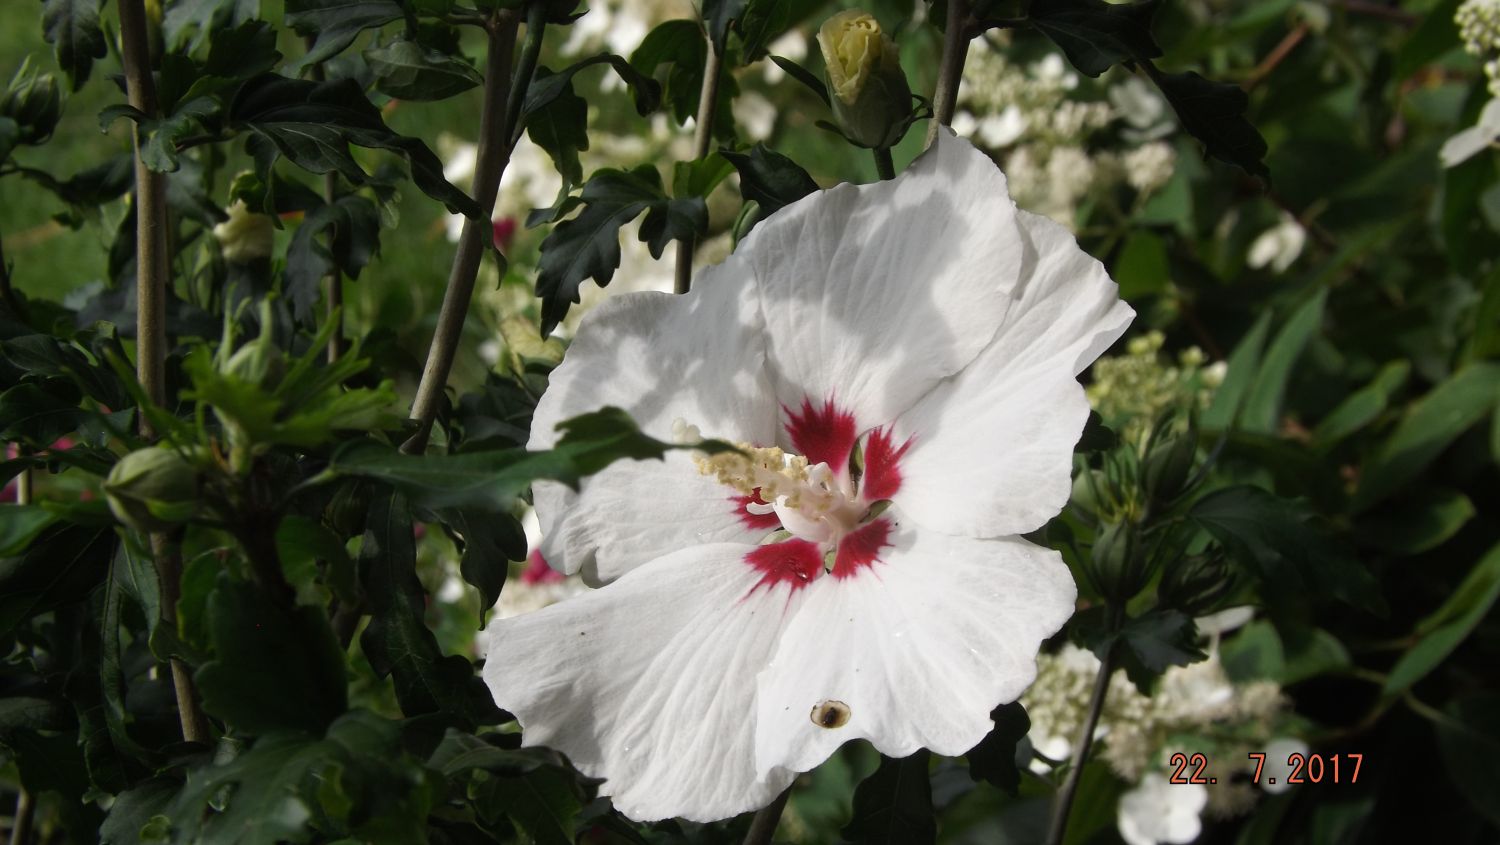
[889,209,1134,538]
[750,511,1076,778]
[483,543,804,822]
[742,131,1025,433]
[529,254,779,580]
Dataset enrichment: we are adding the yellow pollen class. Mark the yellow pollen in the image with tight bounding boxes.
[694,443,811,504]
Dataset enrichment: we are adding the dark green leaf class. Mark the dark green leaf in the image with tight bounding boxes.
[162,0,260,52]
[285,0,406,69]
[194,572,349,734]
[1115,609,1205,692]
[231,73,480,217]
[0,380,86,446]
[0,505,59,555]
[1201,311,1271,430]
[630,19,708,124]
[365,38,484,101]
[1240,288,1327,434]
[1393,0,1463,80]
[427,729,547,777]
[1436,692,1500,827]
[721,144,818,216]
[359,490,504,727]
[768,55,831,106]
[0,525,112,636]
[285,193,383,323]
[737,1,818,65]
[1027,0,1163,77]
[1145,65,1268,181]
[1190,485,1385,615]
[1354,363,1500,511]
[672,152,734,199]
[442,508,523,625]
[1358,488,1474,556]
[1384,541,1500,696]
[965,702,1029,795]
[525,69,589,185]
[535,167,705,333]
[843,750,935,845]
[41,0,107,91]
[704,0,746,49]
[1112,230,1169,299]
[477,766,582,845]
[1311,361,1410,450]
[522,55,661,121]
[100,779,179,845]
[100,97,220,173]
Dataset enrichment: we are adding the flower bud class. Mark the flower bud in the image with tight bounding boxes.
[1160,553,1235,616]
[213,200,275,264]
[1142,422,1197,505]
[1,59,61,146]
[223,300,286,390]
[1088,520,1144,602]
[817,11,912,149]
[105,446,201,532]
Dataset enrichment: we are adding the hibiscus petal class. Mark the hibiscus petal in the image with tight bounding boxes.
[529,254,780,580]
[483,543,806,822]
[890,208,1134,537]
[751,512,1076,777]
[536,452,778,585]
[743,130,1025,433]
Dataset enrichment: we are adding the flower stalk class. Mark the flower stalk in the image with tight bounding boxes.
[742,787,791,845]
[674,29,723,296]
[118,0,212,746]
[1044,611,1121,845]
[873,146,895,180]
[305,37,344,363]
[925,0,971,148]
[405,8,525,454]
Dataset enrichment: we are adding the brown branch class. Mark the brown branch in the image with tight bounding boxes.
[926,0,971,148]
[1247,23,1308,90]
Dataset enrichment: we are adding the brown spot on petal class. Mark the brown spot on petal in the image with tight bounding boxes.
[810,700,851,729]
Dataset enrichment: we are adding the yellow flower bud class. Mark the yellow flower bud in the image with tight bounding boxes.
[213,200,275,263]
[817,10,912,149]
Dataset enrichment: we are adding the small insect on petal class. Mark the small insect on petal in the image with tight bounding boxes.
[810,699,851,729]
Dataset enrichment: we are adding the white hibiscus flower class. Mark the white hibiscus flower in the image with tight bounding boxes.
[482,131,1134,822]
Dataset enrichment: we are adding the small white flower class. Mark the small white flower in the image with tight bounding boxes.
[484,132,1134,821]
[733,91,778,141]
[1124,141,1176,194]
[761,30,808,83]
[1260,737,1310,794]
[1118,773,1208,845]
[978,105,1028,148]
[1440,97,1500,167]
[1195,605,1255,636]
[1247,213,1307,274]
[212,201,274,263]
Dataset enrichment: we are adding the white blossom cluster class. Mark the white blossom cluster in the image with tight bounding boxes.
[1086,330,1225,443]
[952,42,1176,228]
[1458,0,1500,96]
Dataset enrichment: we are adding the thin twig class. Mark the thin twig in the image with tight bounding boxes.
[1246,22,1308,89]
[674,30,723,296]
[118,0,212,746]
[8,789,33,845]
[926,0,970,148]
[1045,633,1116,845]
[741,786,792,845]
[405,9,524,454]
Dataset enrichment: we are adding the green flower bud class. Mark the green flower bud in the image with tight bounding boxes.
[817,10,913,149]
[1089,520,1143,602]
[1,59,61,146]
[1143,418,1198,505]
[224,333,286,390]
[105,447,202,532]
[1160,553,1235,616]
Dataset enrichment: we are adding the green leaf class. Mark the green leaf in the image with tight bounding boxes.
[1393,0,1464,80]
[194,572,349,734]
[703,0,745,50]
[630,19,708,124]
[1114,609,1205,692]
[365,38,484,101]
[843,750,935,845]
[427,730,547,778]
[1190,485,1385,615]
[442,508,523,626]
[100,779,178,845]
[736,0,818,65]
[474,766,582,845]
[0,525,113,637]
[1354,363,1500,511]
[0,505,59,556]
[535,167,706,333]
[285,194,383,323]
[1112,231,1169,299]
[285,0,405,69]
[359,491,504,727]
[1201,311,1271,430]
[965,702,1029,795]
[330,407,721,512]
[1311,361,1410,450]
[0,380,87,447]
[522,54,661,121]
[231,73,481,217]
[163,0,262,52]
[721,144,818,217]
[99,97,221,173]
[41,0,107,91]
[1240,288,1327,434]
[1384,542,1500,696]
[1145,65,1268,182]
[1358,488,1475,556]
[524,68,589,185]
[1436,693,1500,827]
[768,55,830,106]
[1027,0,1163,78]
[672,152,734,199]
